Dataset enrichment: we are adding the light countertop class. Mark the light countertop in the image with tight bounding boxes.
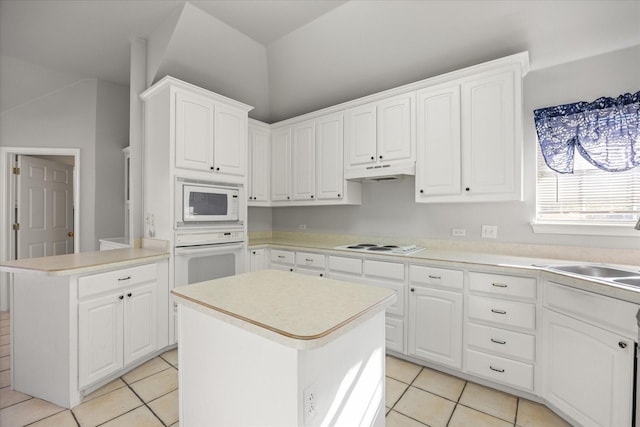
[171,269,396,349]
[0,239,169,277]
[249,235,640,304]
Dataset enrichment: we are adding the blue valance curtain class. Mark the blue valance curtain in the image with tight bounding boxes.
[533,91,640,174]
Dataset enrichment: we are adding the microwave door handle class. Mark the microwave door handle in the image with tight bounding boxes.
[175,243,244,256]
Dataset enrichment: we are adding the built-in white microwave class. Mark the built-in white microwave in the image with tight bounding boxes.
[176,179,240,225]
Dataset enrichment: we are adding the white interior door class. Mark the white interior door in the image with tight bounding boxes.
[16,155,74,259]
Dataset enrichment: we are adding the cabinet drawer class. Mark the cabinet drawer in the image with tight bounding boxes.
[328,256,362,275]
[270,249,295,265]
[467,322,535,361]
[295,267,324,277]
[364,260,405,281]
[79,263,157,299]
[466,349,534,391]
[385,317,404,353]
[545,281,639,339]
[295,252,325,269]
[410,265,463,290]
[469,272,536,299]
[468,295,536,330]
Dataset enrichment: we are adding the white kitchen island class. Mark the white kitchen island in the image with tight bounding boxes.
[171,269,396,427]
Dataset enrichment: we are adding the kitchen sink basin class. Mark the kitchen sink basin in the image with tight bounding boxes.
[547,265,639,278]
[612,277,640,288]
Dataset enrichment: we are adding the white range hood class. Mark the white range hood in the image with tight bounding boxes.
[344,161,415,182]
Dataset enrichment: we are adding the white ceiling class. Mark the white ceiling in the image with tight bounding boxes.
[1,0,639,122]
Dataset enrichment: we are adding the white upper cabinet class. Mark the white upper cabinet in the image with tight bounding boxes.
[416,62,524,203]
[213,104,247,176]
[175,91,215,172]
[316,113,344,200]
[415,84,461,197]
[345,92,415,179]
[271,127,292,201]
[291,120,316,201]
[248,122,270,204]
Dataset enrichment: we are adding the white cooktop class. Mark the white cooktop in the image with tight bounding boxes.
[334,243,423,256]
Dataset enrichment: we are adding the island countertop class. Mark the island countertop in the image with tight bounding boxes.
[0,239,169,277]
[171,269,397,349]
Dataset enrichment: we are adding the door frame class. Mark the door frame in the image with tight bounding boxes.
[0,147,80,310]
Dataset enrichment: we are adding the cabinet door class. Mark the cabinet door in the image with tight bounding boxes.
[123,283,158,365]
[249,249,266,272]
[461,69,516,196]
[416,85,461,198]
[271,128,291,201]
[409,286,463,369]
[542,309,634,427]
[291,120,316,201]
[377,93,415,162]
[213,104,246,176]
[346,104,377,167]
[248,125,270,202]
[78,293,124,388]
[316,113,344,200]
[175,91,215,171]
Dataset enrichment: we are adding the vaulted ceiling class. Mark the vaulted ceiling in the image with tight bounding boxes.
[1,0,639,122]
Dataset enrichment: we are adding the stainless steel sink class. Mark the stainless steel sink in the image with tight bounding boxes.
[548,265,639,278]
[612,277,640,288]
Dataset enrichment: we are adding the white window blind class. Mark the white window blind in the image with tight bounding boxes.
[536,147,640,224]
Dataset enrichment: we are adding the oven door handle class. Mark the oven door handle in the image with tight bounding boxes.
[175,242,244,256]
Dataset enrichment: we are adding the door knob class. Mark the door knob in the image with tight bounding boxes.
[67,231,74,237]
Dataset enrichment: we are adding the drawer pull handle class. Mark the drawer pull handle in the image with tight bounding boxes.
[428,275,441,280]
[491,309,507,315]
[492,283,508,288]
[118,276,131,281]
[490,338,507,345]
[489,366,505,373]
[277,255,285,259]
[305,258,313,262]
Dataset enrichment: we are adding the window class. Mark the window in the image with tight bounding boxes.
[534,91,640,228]
[536,147,640,224]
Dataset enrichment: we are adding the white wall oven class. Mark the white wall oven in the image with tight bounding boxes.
[172,228,246,341]
[175,178,240,226]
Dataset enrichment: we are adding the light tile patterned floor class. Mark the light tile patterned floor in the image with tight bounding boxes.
[0,311,571,426]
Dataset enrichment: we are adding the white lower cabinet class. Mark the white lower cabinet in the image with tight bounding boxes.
[409,286,463,368]
[78,264,159,389]
[464,271,538,393]
[542,283,637,427]
[248,248,266,272]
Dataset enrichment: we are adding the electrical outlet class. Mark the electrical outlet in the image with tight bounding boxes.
[299,224,306,230]
[481,225,498,239]
[451,228,466,237]
[303,384,317,422]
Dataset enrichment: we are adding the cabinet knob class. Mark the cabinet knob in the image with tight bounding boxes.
[465,187,470,192]
[370,156,374,160]
[420,189,424,194]
[289,268,293,272]
[118,295,124,300]
[216,167,220,171]
[127,293,132,298]
[619,341,628,349]
[252,251,256,255]
[311,195,314,199]
[287,196,290,200]
[379,155,383,159]
[410,288,415,292]
[319,273,323,277]
[337,194,341,198]
[210,166,215,170]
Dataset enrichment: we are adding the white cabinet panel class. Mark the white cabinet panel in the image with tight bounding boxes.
[316,113,344,200]
[364,260,405,281]
[346,104,377,167]
[248,124,270,203]
[409,286,462,369]
[466,349,534,391]
[377,94,414,162]
[249,249,266,272]
[467,322,535,362]
[385,317,404,353]
[468,295,536,330]
[328,256,362,275]
[409,265,463,290]
[213,104,246,176]
[468,271,536,300]
[416,84,461,198]
[175,91,215,172]
[542,308,634,427]
[270,128,292,201]
[291,120,316,201]
[123,283,157,365]
[295,252,325,269]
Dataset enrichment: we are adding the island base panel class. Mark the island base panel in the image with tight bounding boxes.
[177,305,386,427]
